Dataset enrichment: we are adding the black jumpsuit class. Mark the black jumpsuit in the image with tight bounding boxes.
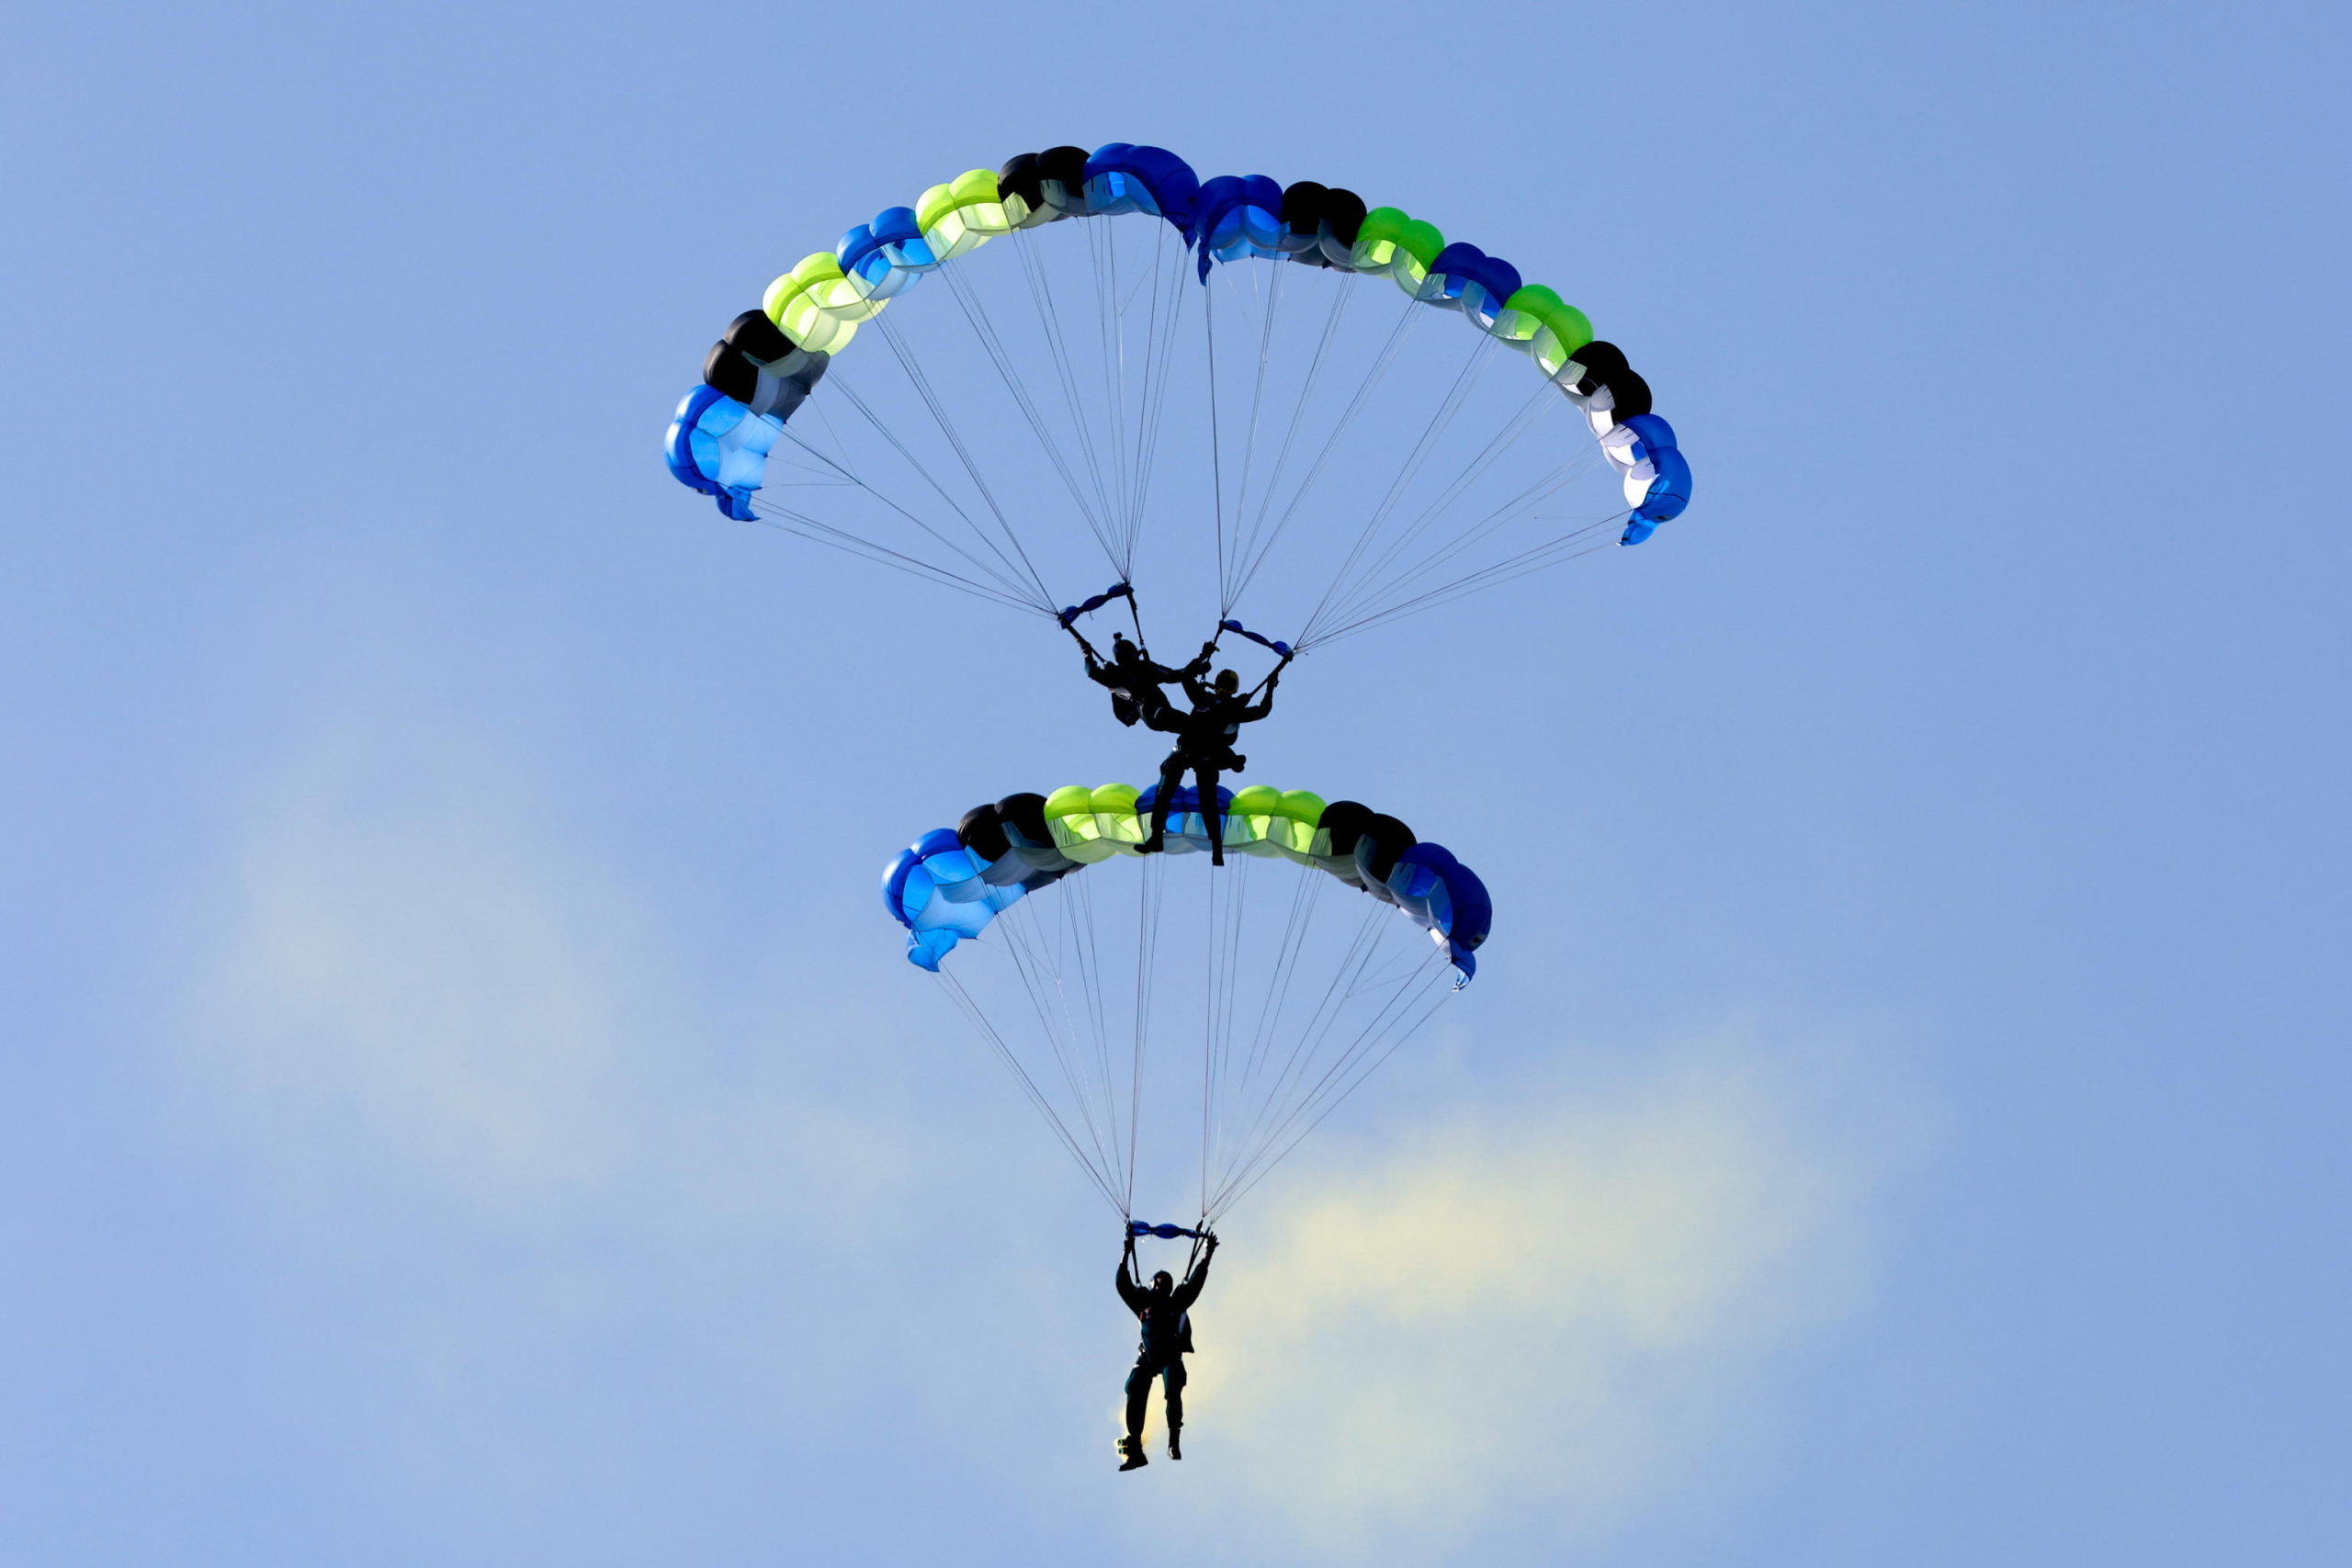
[1143,673,1276,864]
[1116,1247,1213,1446]
[1084,647,1206,729]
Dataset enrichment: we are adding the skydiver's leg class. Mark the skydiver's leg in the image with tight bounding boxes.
[1162,1359,1187,1457]
[1120,1360,1154,1468]
[1142,752,1184,854]
[1197,764,1224,865]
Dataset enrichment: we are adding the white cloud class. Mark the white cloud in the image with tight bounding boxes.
[1157,1043,1893,1560]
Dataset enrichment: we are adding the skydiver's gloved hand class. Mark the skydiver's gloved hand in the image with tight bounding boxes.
[1204,1232,1220,1253]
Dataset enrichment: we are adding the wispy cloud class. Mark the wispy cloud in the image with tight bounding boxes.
[1159,1042,1901,1558]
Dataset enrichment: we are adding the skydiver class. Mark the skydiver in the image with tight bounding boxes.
[1114,1230,1218,1470]
[1138,661,1284,865]
[1080,633,1212,729]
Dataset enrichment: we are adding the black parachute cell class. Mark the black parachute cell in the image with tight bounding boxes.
[997,792,1053,851]
[1569,340,1630,379]
[723,308,797,365]
[1591,367,1652,419]
[997,152,1044,209]
[1035,145,1091,197]
[1317,800,1374,859]
[959,802,1011,861]
[1358,813,1418,882]
[1280,180,1329,236]
[1321,187,1367,245]
[702,341,759,403]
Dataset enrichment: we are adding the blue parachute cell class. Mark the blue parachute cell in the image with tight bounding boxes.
[882,846,922,925]
[1084,143,1201,234]
[836,223,886,282]
[665,386,782,520]
[1617,413,1678,463]
[1428,243,1522,320]
[1637,448,1693,522]
[665,385,729,500]
[871,205,935,272]
[1193,175,1285,279]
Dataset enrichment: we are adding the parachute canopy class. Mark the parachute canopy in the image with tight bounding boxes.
[665,141,1692,656]
[883,781,1490,981]
[882,783,1491,1225]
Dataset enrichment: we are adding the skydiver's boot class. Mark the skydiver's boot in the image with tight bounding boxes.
[1138,834,1164,854]
[1117,1436,1149,1471]
[1168,1426,1182,1461]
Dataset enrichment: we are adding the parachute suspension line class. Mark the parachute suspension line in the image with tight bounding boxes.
[1340,409,1601,604]
[1310,457,1615,647]
[1012,226,1123,557]
[1204,939,1455,1224]
[1205,852,1259,1214]
[1067,868,1129,1210]
[818,364,1056,613]
[1303,523,1625,649]
[1207,961,1453,1224]
[935,968,1126,1217]
[739,498,1047,616]
[785,378,1041,598]
[1089,216,1136,576]
[1202,900,1388,1208]
[1232,859,1326,1116]
[1306,376,1569,639]
[759,391,1048,609]
[936,256,1125,575]
[1204,277,1228,612]
[994,897,1128,1201]
[1295,332,1507,649]
[1205,897,1451,1218]
[1196,851,1249,1220]
[1227,273,1351,607]
[1128,850,1169,1218]
[1226,294,1422,621]
[1225,258,1288,614]
[1124,229,1192,582]
[866,312,1061,613]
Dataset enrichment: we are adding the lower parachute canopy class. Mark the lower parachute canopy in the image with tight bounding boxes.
[882,783,1491,1226]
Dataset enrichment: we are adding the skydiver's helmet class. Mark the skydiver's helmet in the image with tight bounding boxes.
[1214,669,1239,695]
[1150,1270,1174,1295]
[1111,635,1139,663]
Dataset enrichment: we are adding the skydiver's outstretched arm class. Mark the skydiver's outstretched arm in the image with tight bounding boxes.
[1171,1233,1217,1309]
[1116,1236,1147,1311]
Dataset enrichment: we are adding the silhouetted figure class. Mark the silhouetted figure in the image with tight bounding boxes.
[1114,1232,1217,1469]
[1081,635,1212,728]
[1140,664,1283,865]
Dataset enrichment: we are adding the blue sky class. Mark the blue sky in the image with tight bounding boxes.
[1,1,2346,1563]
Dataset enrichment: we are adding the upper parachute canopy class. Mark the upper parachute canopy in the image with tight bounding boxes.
[882,781,1492,985]
[664,141,1692,637]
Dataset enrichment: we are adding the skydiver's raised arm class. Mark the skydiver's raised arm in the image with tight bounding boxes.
[1172,1233,1217,1308]
[1116,1237,1147,1310]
